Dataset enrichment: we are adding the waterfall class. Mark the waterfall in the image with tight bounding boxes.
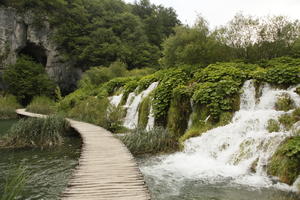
[146,104,155,131]
[141,80,300,191]
[123,82,159,129]
[108,93,123,107]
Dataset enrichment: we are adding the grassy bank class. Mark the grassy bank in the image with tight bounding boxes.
[1,115,69,148]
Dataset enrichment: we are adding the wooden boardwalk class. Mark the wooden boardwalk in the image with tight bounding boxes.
[16,109,150,200]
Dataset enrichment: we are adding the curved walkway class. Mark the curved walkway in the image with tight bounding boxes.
[16,109,150,200]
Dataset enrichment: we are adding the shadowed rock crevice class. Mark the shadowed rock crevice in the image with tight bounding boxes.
[18,42,47,66]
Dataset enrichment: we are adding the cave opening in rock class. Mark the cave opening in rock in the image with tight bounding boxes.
[18,42,47,66]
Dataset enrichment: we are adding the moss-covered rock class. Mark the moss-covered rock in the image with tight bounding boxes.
[267,119,280,133]
[292,108,300,122]
[138,96,151,129]
[267,136,300,185]
[295,87,300,96]
[279,114,296,131]
[253,80,263,101]
[167,85,192,138]
[250,158,259,173]
[179,102,233,147]
[275,93,295,111]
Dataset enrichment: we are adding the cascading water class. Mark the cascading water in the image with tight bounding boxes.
[108,93,123,107]
[146,104,155,131]
[141,80,300,196]
[123,82,159,129]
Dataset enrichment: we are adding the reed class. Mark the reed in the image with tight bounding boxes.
[1,115,69,148]
[120,127,178,155]
[0,167,27,200]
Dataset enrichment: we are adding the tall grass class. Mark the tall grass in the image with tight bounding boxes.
[26,96,56,115]
[1,115,69,148]
[0,95,21,119]
[0,167,27,200]
[120,127,178,155]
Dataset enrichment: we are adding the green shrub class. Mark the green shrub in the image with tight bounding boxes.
[167,85,193,138]
[67,97,109,128]
[153,68,190,126]
[102,77,135,96]
[109,61,128,78]
[79,67,114,88]
[194,62,251,85]
[1,115,69,148]
[264,63,300,86]
[0,95,21,119]
[120,127,178,155]
[138,96,151,129]
[57,88,91,112]
[26,96,56,115]
[275,94,295,111]
[127,68,156,77]
[267,136,300,185]
[267,119,280,133]
[192,79,240,120]
[137,74,159,93]
[105,104,126,133]
[3,55,56,105]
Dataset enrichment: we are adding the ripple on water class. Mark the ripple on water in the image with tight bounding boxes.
[0,129,81,200]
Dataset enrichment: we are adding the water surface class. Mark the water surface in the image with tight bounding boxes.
[139,156,300,200]
[0,120,81,200]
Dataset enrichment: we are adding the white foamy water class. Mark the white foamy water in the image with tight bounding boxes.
[123,82,159,129]
[146,104,155,131]
[141,80,300,192]
[108,93,123,107]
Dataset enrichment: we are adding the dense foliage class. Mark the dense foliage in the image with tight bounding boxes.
[267,136,300,185]
[161,18,230,67]
[162,15,300,68]
[1,0,179,70]
[3,56,56,105]
[152,68,191,125]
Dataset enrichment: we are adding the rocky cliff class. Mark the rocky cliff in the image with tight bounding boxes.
[0,7,81,93]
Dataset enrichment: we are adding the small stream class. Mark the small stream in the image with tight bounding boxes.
[0,119,81,200]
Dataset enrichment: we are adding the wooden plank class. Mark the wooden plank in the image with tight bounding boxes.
[16,109,151,200]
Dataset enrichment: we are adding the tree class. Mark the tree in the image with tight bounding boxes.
[217,14,300,62]
[131,0,180,48]
[3,56,56,105]
[161,16,230,68]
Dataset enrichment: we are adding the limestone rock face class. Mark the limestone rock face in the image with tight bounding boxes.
[0,7,81,93]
